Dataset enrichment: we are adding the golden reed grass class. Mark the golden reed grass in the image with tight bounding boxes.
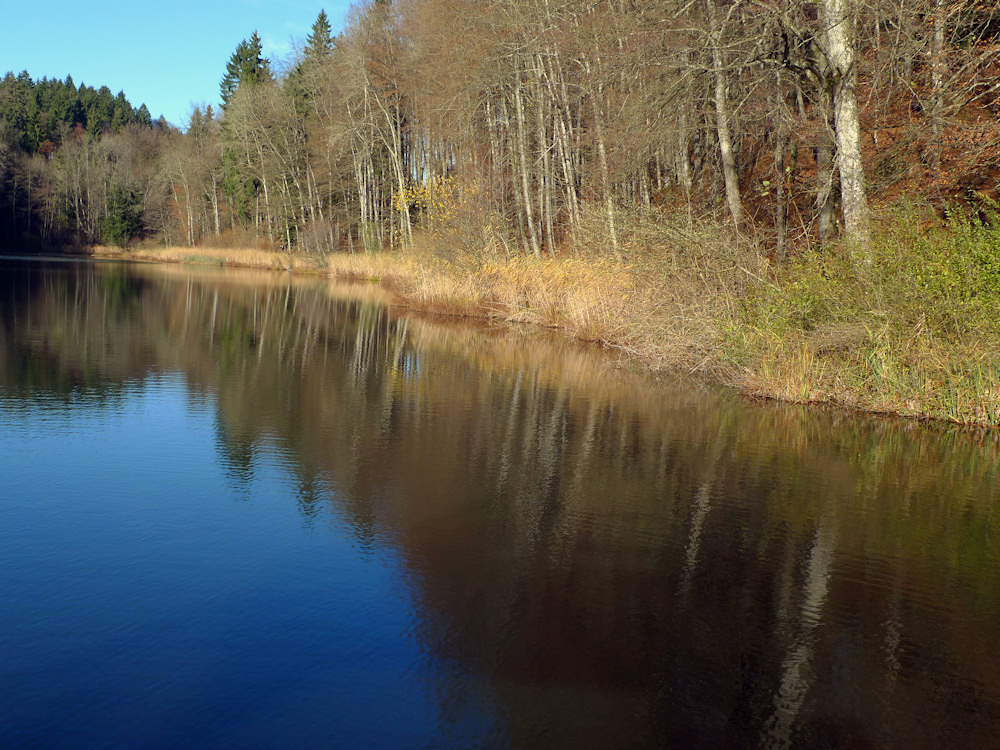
[322,247,714,368]
[90,245,320,272]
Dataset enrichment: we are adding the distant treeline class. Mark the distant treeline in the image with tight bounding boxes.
[0,72,156,152]
[0,72,164,247]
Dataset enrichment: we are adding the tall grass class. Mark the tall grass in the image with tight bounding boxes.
[91,245,318,272]
[332,199,1000,427]
[324,207,765,371]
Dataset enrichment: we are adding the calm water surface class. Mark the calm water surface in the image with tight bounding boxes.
[2,258,1000,748]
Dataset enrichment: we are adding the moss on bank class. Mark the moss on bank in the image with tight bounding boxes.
[88,201,1000,428]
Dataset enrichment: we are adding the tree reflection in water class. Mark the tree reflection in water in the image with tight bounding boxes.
[2,258,1000,748]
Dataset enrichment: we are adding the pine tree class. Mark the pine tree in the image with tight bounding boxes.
[220,32,272,108]
[305,10,334,60]
[101,185,143,247]
[111,91,131,132]
[88,86,115,133]
[287,10,336,117]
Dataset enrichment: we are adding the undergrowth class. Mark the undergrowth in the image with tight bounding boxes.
[723,201,1000,425]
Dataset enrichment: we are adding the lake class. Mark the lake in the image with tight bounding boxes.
[2,257,1000,749]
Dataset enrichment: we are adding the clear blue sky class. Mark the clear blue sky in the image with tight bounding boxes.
[0,0,352,129]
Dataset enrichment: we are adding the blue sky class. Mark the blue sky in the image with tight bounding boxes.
[0,0,352,129]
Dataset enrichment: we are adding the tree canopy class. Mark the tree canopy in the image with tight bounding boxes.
[3,1,1000,254]
[0,71,153,152]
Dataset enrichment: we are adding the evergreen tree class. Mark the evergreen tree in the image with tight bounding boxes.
[0,72,39,150]
[87,86,115,133]
[220,32,272,109]
[288,11,336,118]
[101,185,143,247]
[305,10,334,60]
[111,91,131,132]
[1,71,149,148]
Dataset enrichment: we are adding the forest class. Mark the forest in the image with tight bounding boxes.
[0,0,997,257]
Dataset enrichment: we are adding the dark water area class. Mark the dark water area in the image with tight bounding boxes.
[2,258,1000,749]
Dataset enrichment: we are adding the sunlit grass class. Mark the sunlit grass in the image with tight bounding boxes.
[323,218,756,373]
[90,245,319,272]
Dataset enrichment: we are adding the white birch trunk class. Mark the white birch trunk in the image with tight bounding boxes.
[824,0,871,249]
[929,0,946,172]
[706,0,744,227]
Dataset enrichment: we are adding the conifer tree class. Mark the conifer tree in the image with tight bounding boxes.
[305,10,335,60]
[101,185,143,247]
[288,11,336,119]
[220,32,272,108]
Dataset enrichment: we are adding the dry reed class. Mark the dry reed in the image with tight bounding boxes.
[90,245,318,272]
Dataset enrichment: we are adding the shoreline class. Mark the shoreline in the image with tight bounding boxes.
[88,228,1000,431]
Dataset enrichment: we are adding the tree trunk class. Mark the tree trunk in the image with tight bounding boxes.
[775,132,787,261]
[513,79,542,258]
[929,0,946,173]
[706,0,744,227]
[823,0,871,249]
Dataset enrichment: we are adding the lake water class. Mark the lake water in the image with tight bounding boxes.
[2,257,1000,748]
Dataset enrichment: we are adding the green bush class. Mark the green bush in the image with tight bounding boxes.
[718,199,1000,425]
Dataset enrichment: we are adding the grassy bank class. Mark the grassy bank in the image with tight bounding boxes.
[319,204,1000,427]
[90,201,1000,428]
[723,205,1000,426]
[90,244,321,272]
[316,210,750,368]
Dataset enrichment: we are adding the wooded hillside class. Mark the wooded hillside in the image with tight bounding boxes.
[1,0,998,254]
